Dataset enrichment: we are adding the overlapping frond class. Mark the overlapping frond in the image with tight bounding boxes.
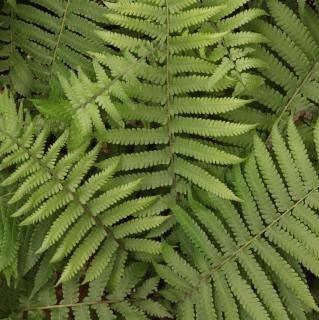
[0,90,164,283]
[200,0,267,94]
[78,0,259,212]
[2,263,172,320]
[0,0,107,96]
[234,0,319,136]
[0,3,33,96]
[157,119,319,320]
[32,57,139,148]
[1,1,319,319]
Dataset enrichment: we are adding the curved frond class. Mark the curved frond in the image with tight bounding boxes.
[0,92,162,283]
[158,120,319,320]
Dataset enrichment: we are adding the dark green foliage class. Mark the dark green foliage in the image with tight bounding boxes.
[1,0,106,96]
[1,0,319,319]
[161,119,319,319]
[230,0,319,135]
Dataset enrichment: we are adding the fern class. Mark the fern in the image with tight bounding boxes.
[31,50,158,149]
[0,174,20,284]
[0,89,164,283]
[0,2,33,96]
[0,0,106,96]
[196,0,271,150]
[200,0,267,94]
[1,1,319,319]
[71,0,260,208]
[1,263,172,320]
[157,119,319,320]
[234,0,319,136]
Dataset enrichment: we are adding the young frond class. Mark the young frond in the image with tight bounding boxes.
[0,91,162,283]
[199,0,267,96]
[33,58,133,147]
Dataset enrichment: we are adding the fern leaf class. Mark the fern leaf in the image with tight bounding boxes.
[162,243,199,286]
[244,0,319,137]
[55,0,261,228]
[0,93,161,283]
[158,120,319,319]
[175,157,240,201]
[172,205,219,262]
[1,0,107,95]
[83,239,119,284]
[112,301,148,320]
[134,299,172,318]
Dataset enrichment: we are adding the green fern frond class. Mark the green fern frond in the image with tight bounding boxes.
[199,0,267,96]
[1,0,106,96]
[0,91,162,283]
[78,0,260,210]
[157,119,319,319]
[0,4,33,96]
[36,49,164,148]
[0,176,20,284]
[246,0,319,137]
[15,264,171,320]
[2,1,319,319]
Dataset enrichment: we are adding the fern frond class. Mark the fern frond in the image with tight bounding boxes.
[198,0,267,98]
[0,91,162,283]
[3,2,319,319]
[157,120,319,319]
[34,49,163,149]
[0,180,20,283]
[247,0,319,137]
[0,4,33,96]
[16,264,171,320]
[1,0,106,96]
[82,0,259,210]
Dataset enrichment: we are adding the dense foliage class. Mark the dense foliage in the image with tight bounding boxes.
[1,0,319,319]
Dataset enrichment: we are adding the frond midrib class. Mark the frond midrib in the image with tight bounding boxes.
[165,0,177,198]
[266,59,319,144]
[182,184,319,300]
[0,126,124,249]
[48,0,71,86]
[75,53,150,115]
[23,296,142,312]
